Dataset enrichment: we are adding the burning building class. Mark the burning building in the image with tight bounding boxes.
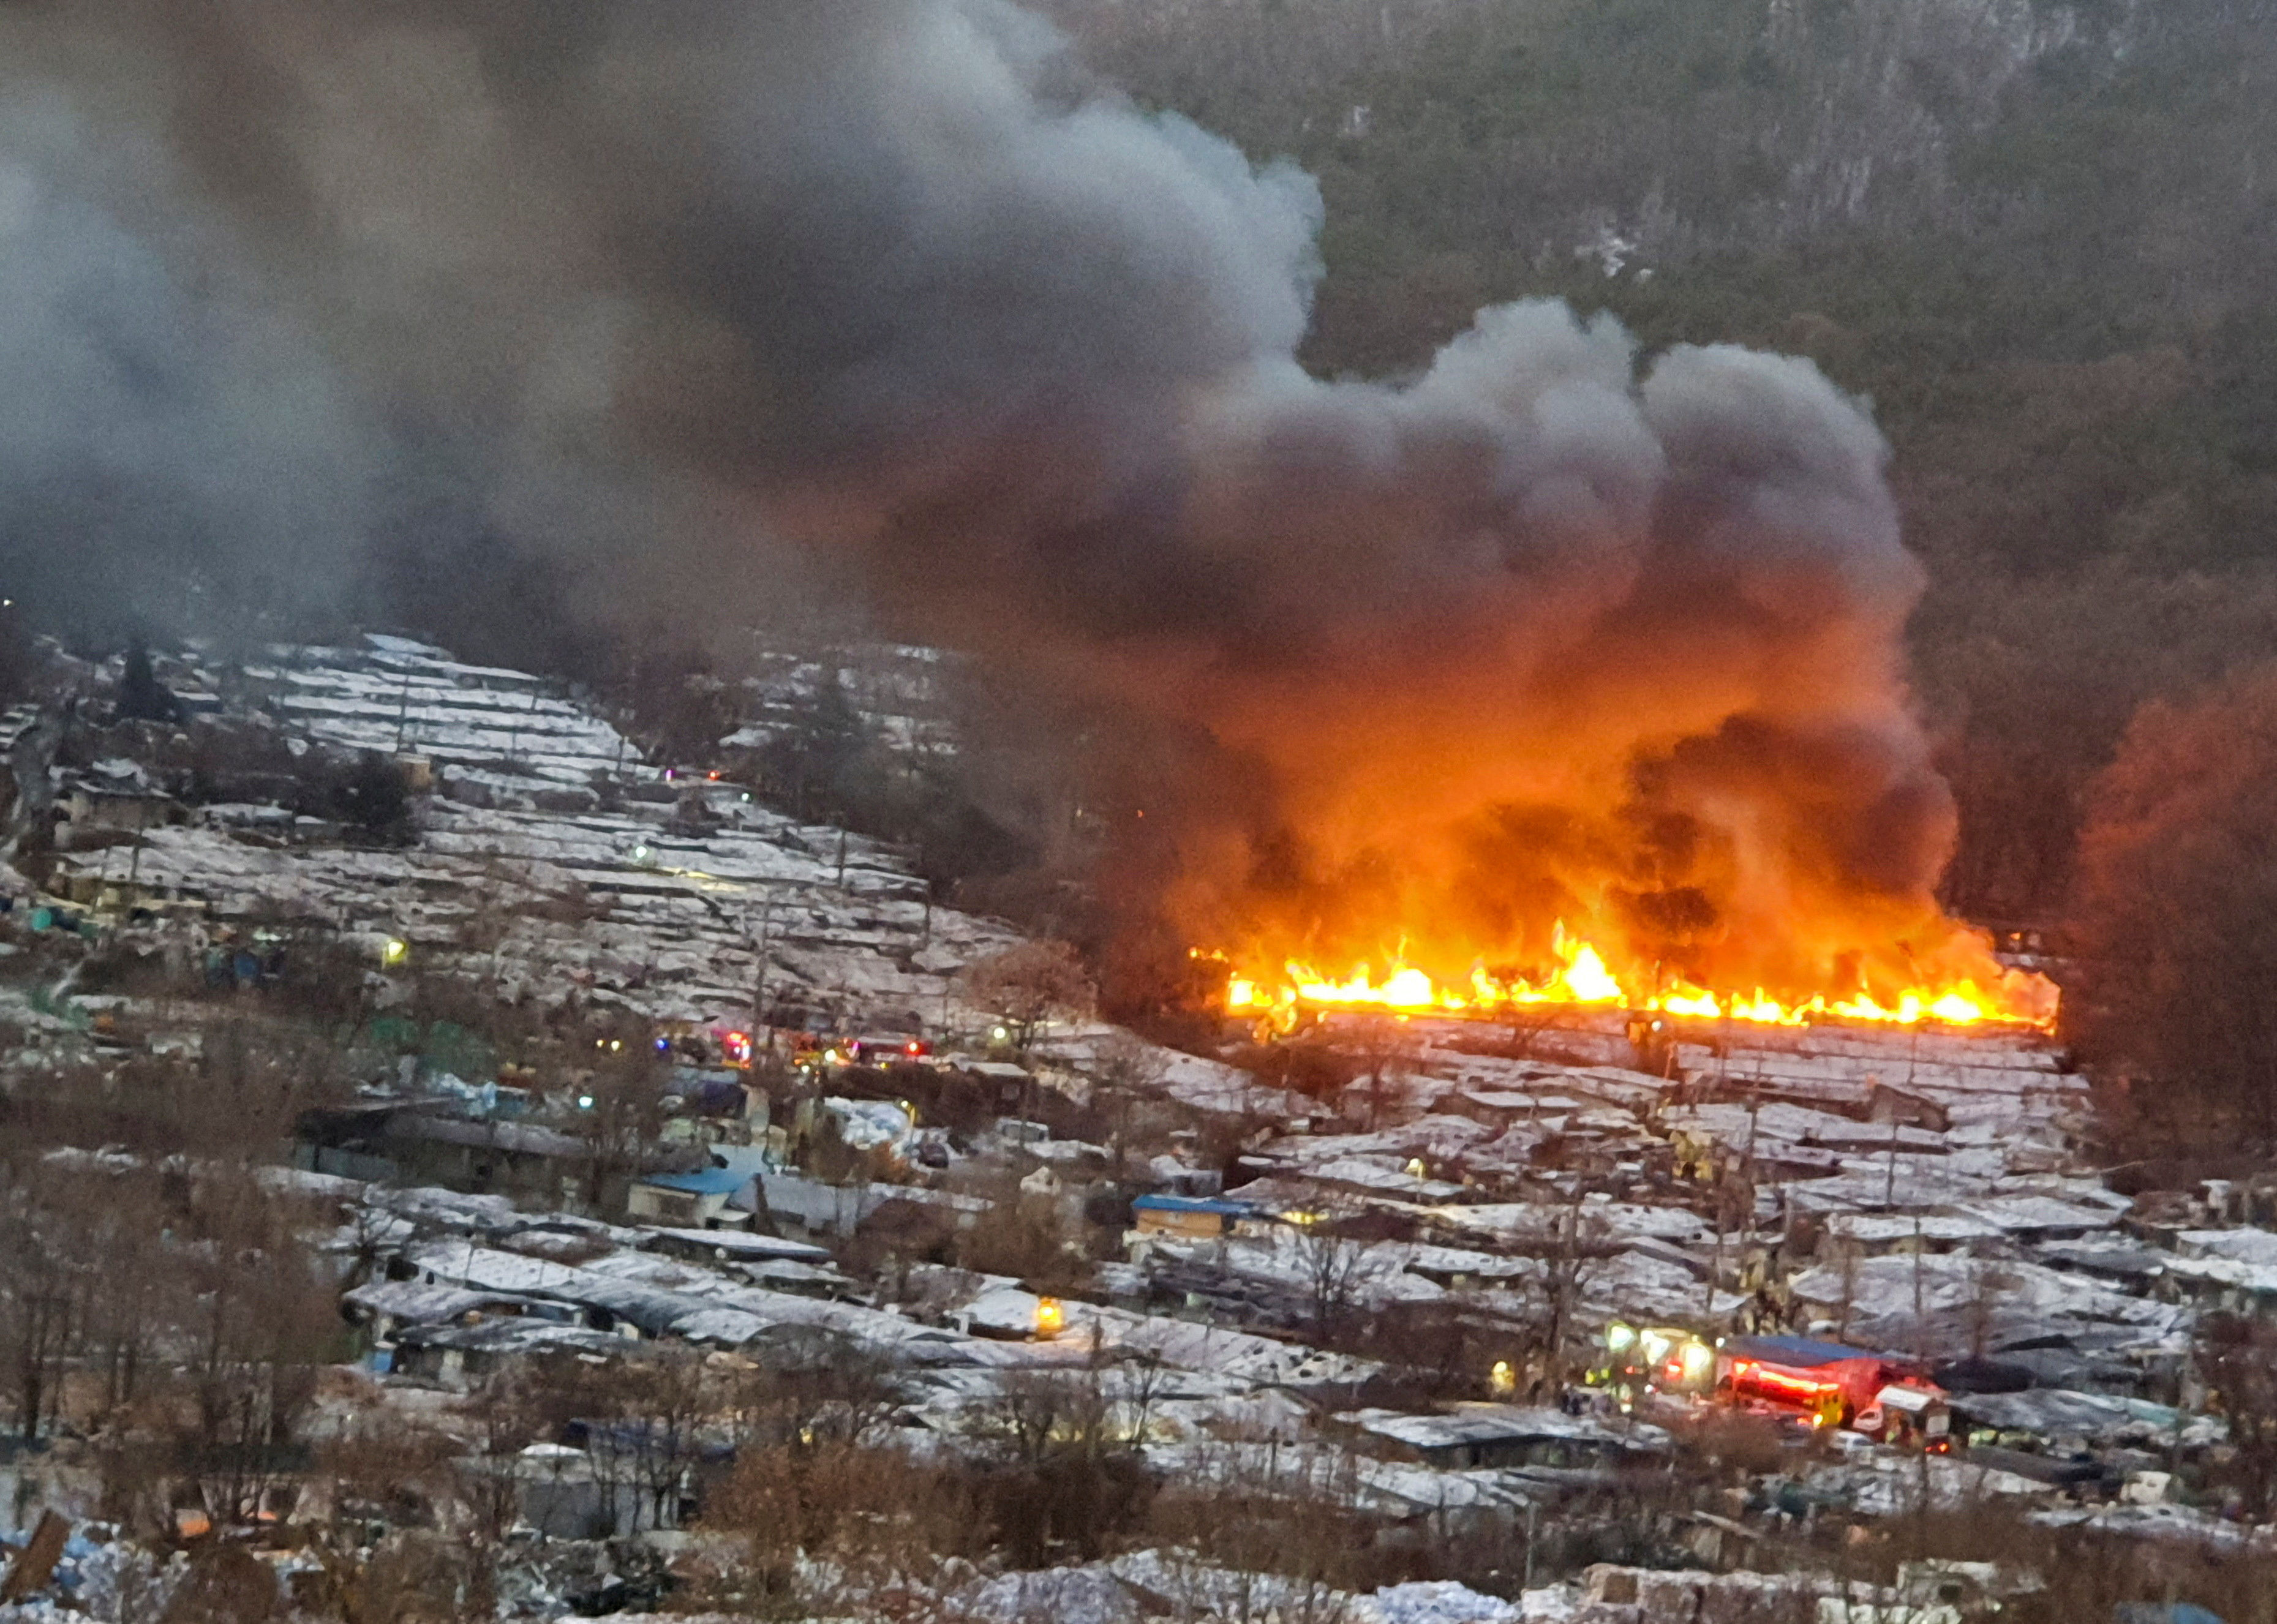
[0,1,2054,1031]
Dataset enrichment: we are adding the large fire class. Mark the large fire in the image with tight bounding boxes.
[1211,920,2057,1031]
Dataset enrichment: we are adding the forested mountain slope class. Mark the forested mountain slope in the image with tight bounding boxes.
[1041,0,2277,925]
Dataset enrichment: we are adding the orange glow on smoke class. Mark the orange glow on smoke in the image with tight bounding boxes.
[1206,919,2055,1031]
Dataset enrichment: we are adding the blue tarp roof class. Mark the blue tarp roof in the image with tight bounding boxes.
[638,1166,752,1196]
[1132,1194,1252,1217]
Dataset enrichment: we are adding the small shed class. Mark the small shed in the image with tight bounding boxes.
[626,1165,753,1228]
[1338,1404,1668,1472]
[339,1281,564,1347]
[1131,1194,1254,1241]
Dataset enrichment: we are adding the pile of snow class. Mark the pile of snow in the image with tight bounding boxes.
[1361,1579,1526,1623]
[950,1566,1142,1623]
[822,1097,914,1154]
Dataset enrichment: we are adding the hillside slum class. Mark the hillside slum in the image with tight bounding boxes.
[0,637,2271,1623]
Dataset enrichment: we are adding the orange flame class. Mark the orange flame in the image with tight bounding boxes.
[1208,920,2055,1031]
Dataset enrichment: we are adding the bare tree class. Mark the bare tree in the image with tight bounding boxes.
[569,1032,670,1211]
[0,1156,106,1443]
[1145,1442,1366,1624]
[1350,1017,1417,1131]
[1113,1345,1171,1446]
[954,1168,1086,1295]
[959,940,1095,1058]
[1092,1032,1165,1178]
[1522,1181,1609,1394]
[718,1326,898,1451]
[1289,1208,1374,1343]
[173,1175,339,1527]
[699,1435,979,1615]
[2068,665,2277,1149]
[2197,1313,2277,1521]
[988,1367,1110,1465]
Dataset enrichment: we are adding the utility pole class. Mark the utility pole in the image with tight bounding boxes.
[391,667,413,754]
[748,889,778,1056]
[126,799,146,897]
[1912,1211,1927,1365]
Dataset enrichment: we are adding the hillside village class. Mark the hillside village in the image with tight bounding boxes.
[0,636,2271,1623]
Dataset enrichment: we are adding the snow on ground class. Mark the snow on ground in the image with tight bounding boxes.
[1361,1579,1526,1624]
[87,781,1021,1034]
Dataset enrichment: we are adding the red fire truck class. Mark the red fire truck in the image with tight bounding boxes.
[1717,1335,1918,1428]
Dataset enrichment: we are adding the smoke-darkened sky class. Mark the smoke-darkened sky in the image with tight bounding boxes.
[0,0,1982,992]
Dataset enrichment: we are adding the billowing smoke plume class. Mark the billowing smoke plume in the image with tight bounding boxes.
[0,0,1986,997]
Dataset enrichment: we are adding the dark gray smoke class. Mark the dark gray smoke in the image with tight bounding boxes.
[0,0,2000,998]
[0,78,378,637]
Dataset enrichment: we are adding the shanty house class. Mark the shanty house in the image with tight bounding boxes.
[295,1105,588,1201]
[1821,1212,2004,1258]
[1948,1387,2226,1457]
[1131,1194,1254,1241]
[625,1165,753,1228]
[637,1226,832,1268]
[56,769,179,849]
[391,1319,627,1386]
[1338,1404,1668,1472]
[339,1280,569,1355]
[1448,1089,1584,1132]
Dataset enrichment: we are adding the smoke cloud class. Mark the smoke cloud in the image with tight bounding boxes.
[0,0,1979,995]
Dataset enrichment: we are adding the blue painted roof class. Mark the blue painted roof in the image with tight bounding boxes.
[638,1166,751,1197]
[1723,1334,1883,1368]
[1132,1194,1251,1217]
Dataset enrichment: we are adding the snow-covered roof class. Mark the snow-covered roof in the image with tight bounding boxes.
[394,1318,625,1359]
[2175,1227,2277,1267]
[1825,1212,2006,1246]
[635,1226,830,1262]
[1951,1387,2224,1449]
[1788,1252,2183,1350]
[1340,1404,1668,1456]
[1954,1195,2123,1235]
[341,1280,546,1325]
